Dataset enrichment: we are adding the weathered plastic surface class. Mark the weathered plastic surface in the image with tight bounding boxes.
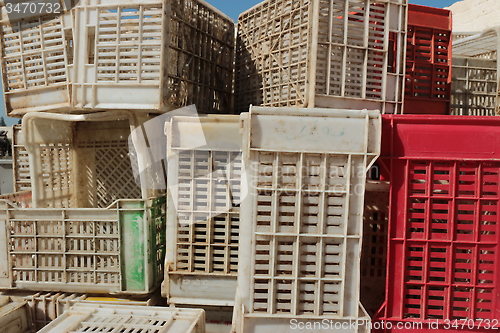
[451,57,497,116]
[236,0,407,114]
[21,111,146,208]
[163,115,242,306]
[233,106,381,333]
[405,4,452,115]
[0,196,166,295]
[1,291,160,331]
[0,296,31,333]
[452,27,500,115]
[0,0,234,116]
[37,304,205,333]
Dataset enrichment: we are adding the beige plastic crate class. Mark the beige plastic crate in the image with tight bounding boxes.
[22,111,145,208]
[37,304,205,333]
[233,107,381,333]
[452,27,500,115]
[163,115,242,307]
[0,0,234,116]
[451,57,497,116]
[236,0,407,114]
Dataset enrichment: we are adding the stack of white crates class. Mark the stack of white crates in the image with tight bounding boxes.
[233,107,381,333]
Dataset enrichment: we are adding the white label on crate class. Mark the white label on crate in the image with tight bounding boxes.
[251,115,366,153]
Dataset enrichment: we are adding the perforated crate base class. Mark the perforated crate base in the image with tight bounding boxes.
[37,304,205,333]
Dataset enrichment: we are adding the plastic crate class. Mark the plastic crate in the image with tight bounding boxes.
[37,304,205,333]
[452,28,500,115]
[12,125,31,192]
[0,296,32,333]
[451,57,497,116]
[1,291,160,331]
[375,115,500,332]
[361,181,389,317]
[404,4,451,115]
[0,0,234,116]
[22,111,146,208]
[233,107,381,333]
[0,195,166,295]
[163,115,242,307]
[235,0,407,114]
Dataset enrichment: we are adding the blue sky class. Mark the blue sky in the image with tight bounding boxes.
[0,0,457,125]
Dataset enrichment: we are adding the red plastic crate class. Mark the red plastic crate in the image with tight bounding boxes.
[375,115,500,332]
[404,5,452,115]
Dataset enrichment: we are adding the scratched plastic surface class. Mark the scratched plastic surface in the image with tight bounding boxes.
[164,115,242,307]
[233,107,381,333]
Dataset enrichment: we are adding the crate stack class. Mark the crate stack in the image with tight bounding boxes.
[0,0,235,331]
[452,27,499,116]
[404,4,452,114]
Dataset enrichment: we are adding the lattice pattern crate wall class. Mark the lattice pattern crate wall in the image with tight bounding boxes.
[37,304,205,333]
[0,195,166,295]
[361,182,389,317]
[22,111,145,209]
[163,115,242,307]
[236,0,407,114]
[375,115,500,332]
[233,107,381,333]
[12,125,30,192]
[1,291,160,331]
[1,0,235,116]
[451,57,497,116]
[404,4,452,115]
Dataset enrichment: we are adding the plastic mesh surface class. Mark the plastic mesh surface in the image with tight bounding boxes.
[451,57,497,116]
[1,16,69,91]
[250,152,364,316]
[387,160,500,322]
[174,150,242,275]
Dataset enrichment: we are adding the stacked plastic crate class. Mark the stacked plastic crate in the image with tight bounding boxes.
[235,0,408,114]
[404,4,452,114]
[232,107,381,333]
[452,28,499,116]
[374,115,500,332]
[0,0,235,330]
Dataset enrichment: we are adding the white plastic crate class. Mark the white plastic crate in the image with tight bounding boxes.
[233,107,381,333]
[235,0,407,114]
[0,195,166,295]
[360,181,389,317]
[1,0,234,116]
[12,125,31,192]
[452,27,500,115]
[450,57,497,116]
[163,115,242,307]
[37,304,205,333]
[22,111,146,208]
[0,296,31,333]
[1,291,160,331]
